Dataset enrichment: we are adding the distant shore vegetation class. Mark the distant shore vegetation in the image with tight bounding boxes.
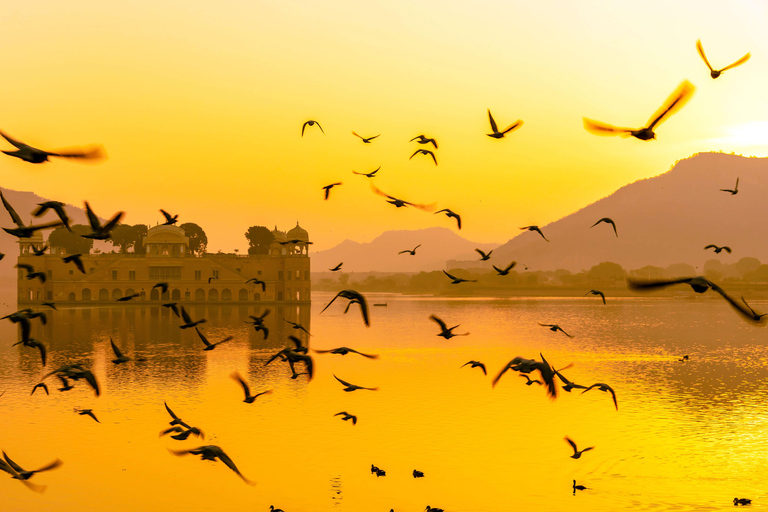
[313,257,768,296]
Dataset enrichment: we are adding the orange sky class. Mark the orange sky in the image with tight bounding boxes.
[1,1,767,252]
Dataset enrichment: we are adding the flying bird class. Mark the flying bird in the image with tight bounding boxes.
[573,480,589,493]
[74,408,100,423]
[492,353,558,398]
[410,149,437,165]
[443,270,477,284]
[520,374,542,386]
[583,80,695,141]
[1,192,63,238]
[399,244,421,255]
[195,327,232,351]
[323,182,342,200]
[0,130,104,164]
[284,318,311,336]
[320,290,370,326]
[564,437,594,459]
[430,314,469,339]
[353,166,380,178]
[230,372,272,403]
[152,282,169,294]
[520,225,549,241]
[584,290,606,305]
[314,346,379,358]
[163,402,204,438]
[31,383,49,395]
[334,411,357,425]
[160,209,178,225]
[627,276,765,324]
[475,248,492,261]
[83,201,123,240]
[63,254,85,274]
[245,278,266,292]
[329,262,343,271]
[460,361,486,375]
[486,109,523,138]
[334,374,378,392]
[12,338,47,366]
[435,208,461,229]
[110,338,132,364]
[163,302,181,317]
[720,177,739,195]
[16,264,46,284]
[581,382,618,410]
[31,201,71,230]
[116,293,140,302]
[492,262,517,276]
[302,120,324,136]
[43,364,100,396]
[179,306,206,329]
[704,244,731,254]
[410,134,438,148]
[539,323,574,337]
[208,276,218,284]
[370,183,436,211]
[2,452,63,480]
[41,302,57,311]
[696,40,750,79]
[352,131,380,143]
[31,245,48,256]
[590,217,618,237]
[168,445,255,485]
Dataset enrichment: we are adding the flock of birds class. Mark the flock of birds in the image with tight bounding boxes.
[0,37,761,510]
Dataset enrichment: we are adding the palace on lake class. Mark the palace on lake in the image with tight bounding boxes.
[17,223,310,305]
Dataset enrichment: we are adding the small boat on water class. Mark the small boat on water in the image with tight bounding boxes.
[373,303,387,307]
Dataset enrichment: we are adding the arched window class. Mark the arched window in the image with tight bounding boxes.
[150,289,160,301]
[126,288,135,298]
[68,292,76,301]
[171,289,181,300]
[99,288,109,301]
[239,289,248,301]
[208,289,219,301]
[112,289,123,300]
[195,288,205,301]
[221,289,232,301]
[253,293,260,301]
[82,289,92,301]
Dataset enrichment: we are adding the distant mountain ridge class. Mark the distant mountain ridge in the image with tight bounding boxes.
[310,227,499,273]
[491,152,768,272]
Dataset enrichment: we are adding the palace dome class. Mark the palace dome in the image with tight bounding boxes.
[272,226,287,243]
[287,222,309,242]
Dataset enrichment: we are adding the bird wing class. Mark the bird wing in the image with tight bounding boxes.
[352,131,363,139]
[709,282,766,324]
[217,450,255,485]
[582,118,633,136]
[501,120,523,135]
[100,211,124,233]
[288,335,304,350]
[84,202,101,230]
[722,246,732,253]
[0,192,24,227]
[320,292,343,315]
[47,145,104,160]
[428,151,437,165]
[491,360,515,387]
[564,437,578,454]
[81,370,100,396]
[180,306,192,323]
[301,122,308,136]
[429,315,448,330]
[504,262,516,272]
[230,372,251,397]
[487,109,498,133]
[477,363,487,375]
[0,130,28,150]
[2,452,24,473]
[719,52,751,72]
[195,328,212,347]
[348,348,378,359]
[626,277,697,291]
[160,209,173,222]
[334,374,354,387]
[443,270,457,280]
[110,338,125,359]
[696,40,713,71]
[645,80,695,130]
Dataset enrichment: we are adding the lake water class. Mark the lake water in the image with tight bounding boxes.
[1,292,767,511]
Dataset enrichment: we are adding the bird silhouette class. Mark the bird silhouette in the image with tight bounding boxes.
[163,402,204,438]
[31,382,49,395]
[410,134,438,148]
[83,201,123,240]
[334,374,378,392]
[443,270,477,284]
[323,182,342,200]
[31,201,71,230]
[370,183,436,211]
[16,264,46,284]
[720,177,739,195]
[740,297,768,321]
[581,382,618,410]
[168,445,255,485]
[195,327,232,351]
[160,209,178,225]
[74,408,100,423]
[519,225,549,241]
[627,276,765,324]
[696,40,750,79]
[163,302,181,317]
[152,282,169,294]
[41,302,57,311]
[179,307,206,329]
[492,262,517,276]
[704,244,731,254]
[584,290,606,305]
[320,290,370,326]
[352,131,380,143]
[43,364,100,396]
[30,245,48,256]
[2,451,63,480]
[334,411,358,425]
[590,217,618,237]
[208,276,218,284]
[329,262,343,271]
[564,437,594,459]
[116,293,140,302]
[430,315,469,338]
[520,374,542,386]
[302,120,324,136]
[734,498,752,506]
[410,149,437,165]
[583,80,695,140]
[230,372,272,403]
[539,323,573,337]
[314,346,379,358]
[245,278,267,292]
[110,338,133,364]
[353,166,380,178]
[460,360,487,375]
[413,469,425,478]
[435,209,461,229]
[0,130,104,163]
[492,353,558,398]
[399,244,421,256]
[1,192,63,238]
[425,506,444,512]
[573,480,589,493]
[486,109,523,138]
[63,254,85,274]
[12,338,47,366]
[475,248,492,260]
[57,375,74,392]
[284,318,311,336]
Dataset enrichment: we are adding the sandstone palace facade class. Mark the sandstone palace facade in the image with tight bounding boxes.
[17,223,310,305]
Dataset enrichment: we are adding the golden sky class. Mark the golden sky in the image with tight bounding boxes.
[1,0,767,252]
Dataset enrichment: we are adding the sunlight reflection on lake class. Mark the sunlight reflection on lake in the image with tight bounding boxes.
[1,293,767,511]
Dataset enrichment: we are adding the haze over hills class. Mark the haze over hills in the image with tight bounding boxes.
[310,227,499,273]
[490,152,768,272]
